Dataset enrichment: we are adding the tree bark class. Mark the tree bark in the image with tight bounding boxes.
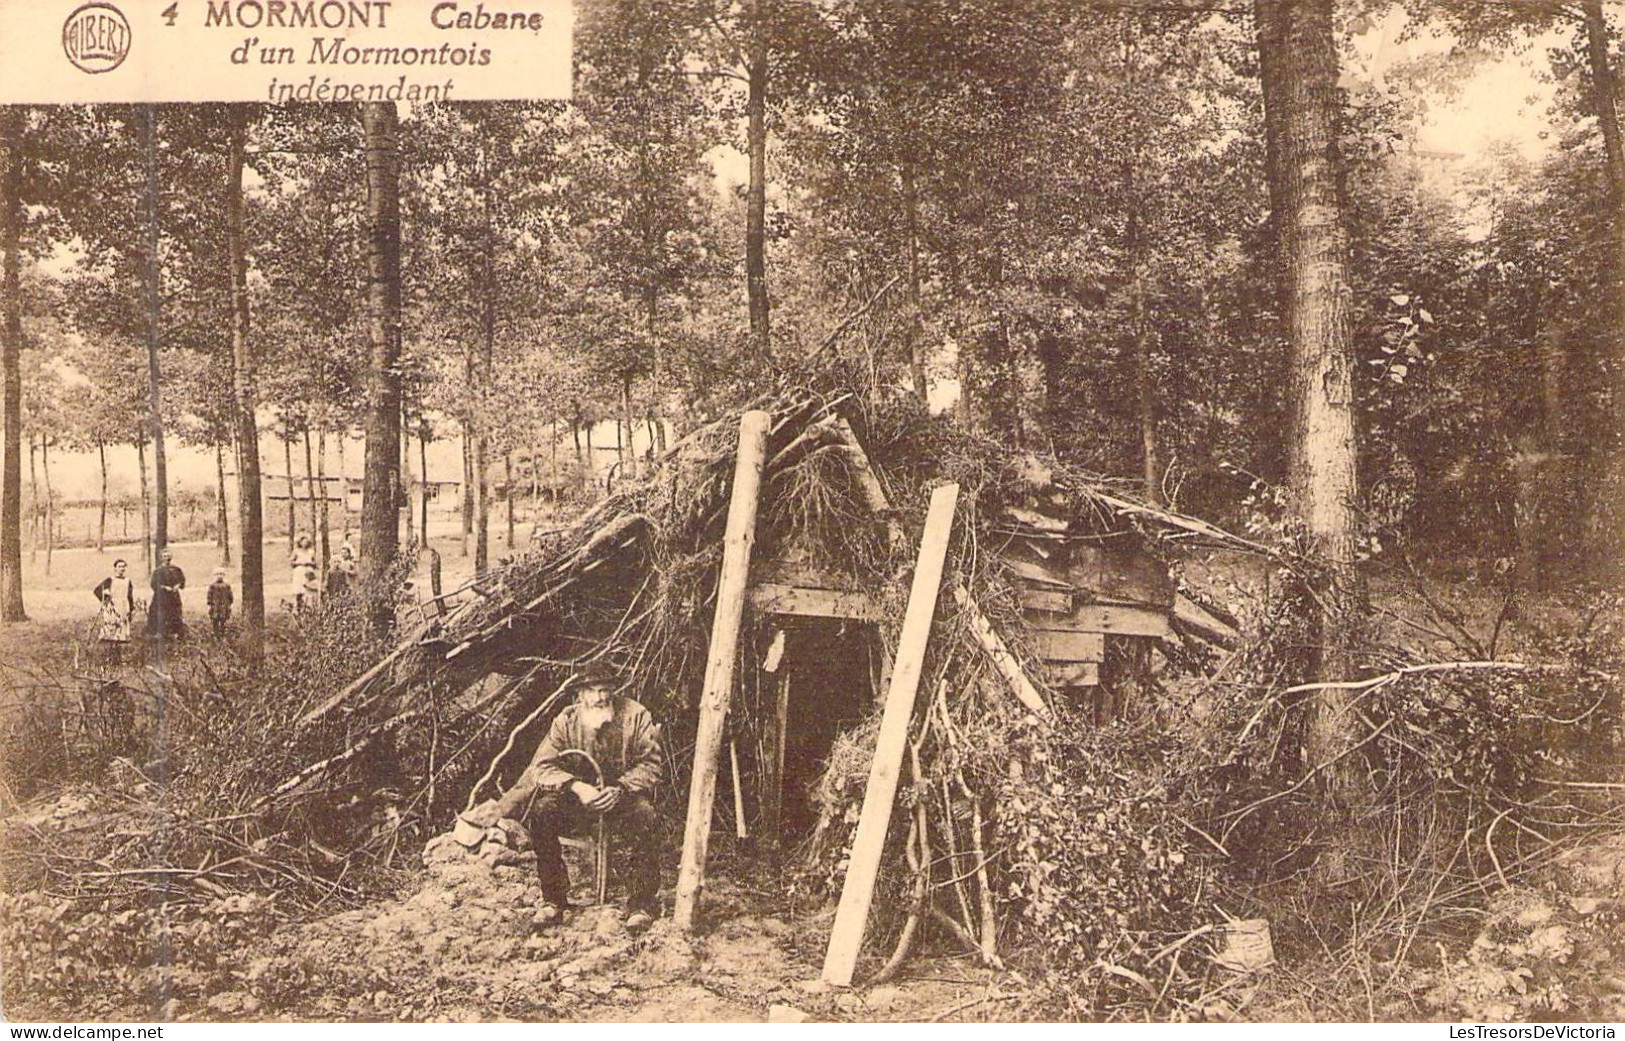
[359,101,403,596]
[1255,0,1364,802]
[400,404,414,550]
[745,0,772,359]
[1581,0,1625,580]
[1132,269,1164,506]
[284,433,296,547]
[98,441,108,554]
[504,450,515,549]
[902,160,928,404]
[317,423,330,584]
[460,417,473,557]
[572,415,584,493]
[41,439,52,575]
[302,427,319,559]
[620,372,637,482]
[27,437,36,557]
[215,441,230,564]
[141,105,169,556]
[418,419,430,549]
[0,108,24,620]
[137,439,150,570]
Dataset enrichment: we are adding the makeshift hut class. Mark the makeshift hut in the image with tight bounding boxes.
[279,387,1250,985]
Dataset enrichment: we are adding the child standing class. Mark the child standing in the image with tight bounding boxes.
[207,567,234,638]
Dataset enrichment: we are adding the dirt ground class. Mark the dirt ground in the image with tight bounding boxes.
[135,830,999,1024]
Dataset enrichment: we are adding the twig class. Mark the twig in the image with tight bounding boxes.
[811,275,904,356]
[926,992,1017,1022]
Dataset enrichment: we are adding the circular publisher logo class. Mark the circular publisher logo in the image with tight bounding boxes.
[63,2,131,74]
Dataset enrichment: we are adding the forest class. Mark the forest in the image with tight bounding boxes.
[2,0,1625,1025]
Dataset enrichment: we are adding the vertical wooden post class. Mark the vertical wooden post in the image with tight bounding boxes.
[771,671,789,844]
[674,409,772,932]
[822,483,959,986]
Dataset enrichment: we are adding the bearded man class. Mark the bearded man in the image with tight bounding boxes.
[465,662,664,930]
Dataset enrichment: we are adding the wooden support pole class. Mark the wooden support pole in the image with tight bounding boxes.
[772,671,789,844]
[954,584,1052,720]
[729,738,748,839]
[822,482,959,986]
[674,410,771,932]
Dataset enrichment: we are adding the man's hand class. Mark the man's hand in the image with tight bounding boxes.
[586,785,623,814]
[570,781,601,807]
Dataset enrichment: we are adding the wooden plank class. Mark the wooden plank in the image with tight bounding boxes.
[1025,603,1173,640]
[1004,556,1070,587]
[1003,505,1069,533]
[954,585,1051,720]
[1030,629,1106,662]
[822,483,959,987]
[674,410,771,933]
[1099,543,1175,607]
[748,582,881,621]
[830,416,892,514]
[1019,588,1072,614]
[1173,592,1241,646]
[1049,661,1100,687]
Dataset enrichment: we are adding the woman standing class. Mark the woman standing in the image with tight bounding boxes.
[92,559,136,665]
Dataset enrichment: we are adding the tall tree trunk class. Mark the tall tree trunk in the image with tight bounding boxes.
[460,419,473,556]
[583,422,594,491]
[1132,268,1164,506]
[27,437,36,557]
[317,423,330,586]
[232,101,266,646]
[41,439,52,575]
[1581,0,1625,580]
[1255,0,1364,803]
[98,441,108,554]
[401,404,414,550]
[359,101,403,597]
[745,0,772,358]
[472,210,494,576]
[572,416,585,493]
[901,160,928,404]
[418,419,430,550]
[620,372,636,482]
[548,419,559,513]
[141,105,169,555]
[0,108,25,620]
[137,439,151,570]
[302,428,318,554]
[644,282,669,454]
[284,434,296,547]
[504,450,515,549]
[215,441,231,564]
[530,440,541,509]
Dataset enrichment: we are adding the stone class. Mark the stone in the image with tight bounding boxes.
[796,978,830,995]
[866,985,902,1011]
[768,1004,809,1023]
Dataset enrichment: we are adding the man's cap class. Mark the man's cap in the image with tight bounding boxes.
[564,660,620,692]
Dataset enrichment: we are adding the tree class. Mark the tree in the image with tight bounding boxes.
[139,106,171,556]
[359,102,403,599]
[0,107,25,621]
[1254,0,1363,799]
[227,105,265,650]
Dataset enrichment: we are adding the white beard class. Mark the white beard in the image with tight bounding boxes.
[579,702,613,733]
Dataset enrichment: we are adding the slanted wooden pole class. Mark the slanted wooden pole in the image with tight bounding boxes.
[822,482,959,986]
[674,409,772,931]
[954,584,1052,720]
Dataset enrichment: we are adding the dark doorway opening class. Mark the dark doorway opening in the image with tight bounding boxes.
[770,618,878,840]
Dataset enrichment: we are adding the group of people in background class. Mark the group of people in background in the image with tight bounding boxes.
[89,531,359,665]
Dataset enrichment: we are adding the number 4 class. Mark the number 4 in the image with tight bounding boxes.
[162,3,178,25]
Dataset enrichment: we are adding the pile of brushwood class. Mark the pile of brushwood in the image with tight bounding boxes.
[4,379,1623,1021]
